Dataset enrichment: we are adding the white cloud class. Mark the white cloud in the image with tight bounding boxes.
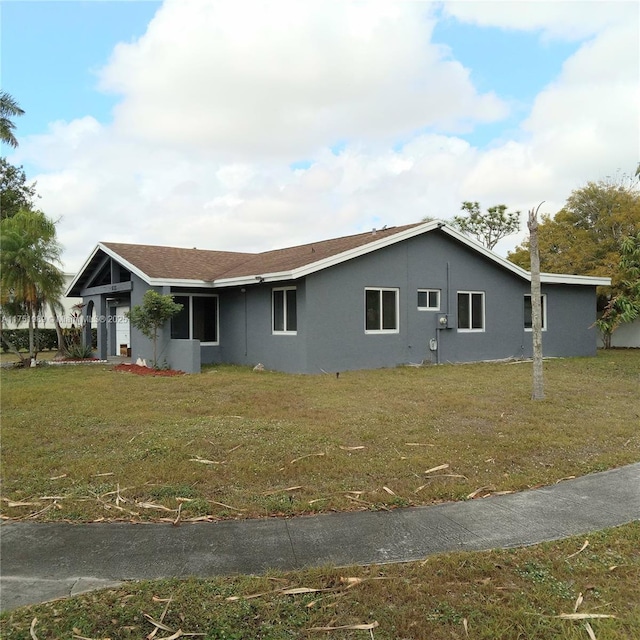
[98,0,506,159]
[525,19,639,180]
[12,0,638,273]
[442,0,636,40]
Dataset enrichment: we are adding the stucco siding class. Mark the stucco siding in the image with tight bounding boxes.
[297,231,600,372]
[76,229,604,374]
[538,285,599,357]
[217,283,309,373]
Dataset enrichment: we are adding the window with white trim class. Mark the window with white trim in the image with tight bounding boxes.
[457,291,485,331]
[365,288,399,333]
[171,295,219,344]
[417,289,440,310]
[524,294,546,330]
[273,287,297,334]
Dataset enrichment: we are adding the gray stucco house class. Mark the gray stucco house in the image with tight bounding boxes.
[67,220,610,373]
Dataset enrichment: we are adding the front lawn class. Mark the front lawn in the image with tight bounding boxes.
[1,350,638,523]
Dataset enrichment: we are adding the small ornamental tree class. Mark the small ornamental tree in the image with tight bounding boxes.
[127,290,183,368]
[452,201,520,250]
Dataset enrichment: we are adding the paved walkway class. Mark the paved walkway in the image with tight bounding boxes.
[2,463,639,612]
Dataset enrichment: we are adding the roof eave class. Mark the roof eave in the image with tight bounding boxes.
[209,223,445,286]
[73,224,613,292]
[540,273,612,286]
[149,278,218,288]
[66,244,103,296]
[96,243,153,286]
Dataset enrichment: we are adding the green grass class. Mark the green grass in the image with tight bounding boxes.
[2,351,638,637]
[2,523,638,639]
[1,350,638,523]
[0,349,58,363]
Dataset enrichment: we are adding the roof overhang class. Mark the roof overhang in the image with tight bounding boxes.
[69,222,613,293]
[213,221,611,289]
[539,272,611,286]
[66,244,104,296]
[214,221,449,287]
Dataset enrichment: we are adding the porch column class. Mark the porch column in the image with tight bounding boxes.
[96,296,108,360]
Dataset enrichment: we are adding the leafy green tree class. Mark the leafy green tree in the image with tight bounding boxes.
[508,178,640,306]
[595,232,640,347]
[0,209,65,365]
[1,158,38,220]
[452,201,520,250]
[0,91,24,149]
[127,290,183,368]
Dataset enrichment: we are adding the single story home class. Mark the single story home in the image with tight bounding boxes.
[67,220,611,373]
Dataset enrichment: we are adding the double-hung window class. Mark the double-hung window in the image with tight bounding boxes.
[273,287,297,334]
[171,295,219,344]
[365,288,399,333]
[457,291,485,331]
[417,289,440,310]
[524,294,546,330]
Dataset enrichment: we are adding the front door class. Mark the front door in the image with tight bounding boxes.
[115,305,130,356]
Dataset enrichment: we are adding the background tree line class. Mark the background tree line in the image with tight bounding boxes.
[506,175,640,345]
[448,172,640,347]
[0,92,69,365]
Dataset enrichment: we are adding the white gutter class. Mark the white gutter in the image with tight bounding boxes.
[213,221,612,288]
[73,224,612,291]
[539,272,611,286]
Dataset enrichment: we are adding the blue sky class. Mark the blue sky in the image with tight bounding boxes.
[4,1,578,146]
[431,16,581,146]
[1,1,637,270]
[2,1,160,138]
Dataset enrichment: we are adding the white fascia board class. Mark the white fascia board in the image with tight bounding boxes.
[287,220,532,282]
[212,272,295,287]
[65,245,101,295]
[292,221,445,279]
[147,278,218,288]
[73,245,210,290]
[210,220,553,287]
[438,224,534,280]
[212,222,446,287]
[540,272,611,286]
[437,225,612,287]
[79,225,611,293]
[91,243,153,286]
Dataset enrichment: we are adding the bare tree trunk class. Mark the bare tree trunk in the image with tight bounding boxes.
[528,205,544,400]
[28,305,37,367]
[50,305,67,360]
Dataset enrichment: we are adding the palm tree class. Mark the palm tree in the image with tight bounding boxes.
[0,92,25,149]
[0,209,65,365]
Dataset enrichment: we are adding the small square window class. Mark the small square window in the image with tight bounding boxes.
[417,289,440,310]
